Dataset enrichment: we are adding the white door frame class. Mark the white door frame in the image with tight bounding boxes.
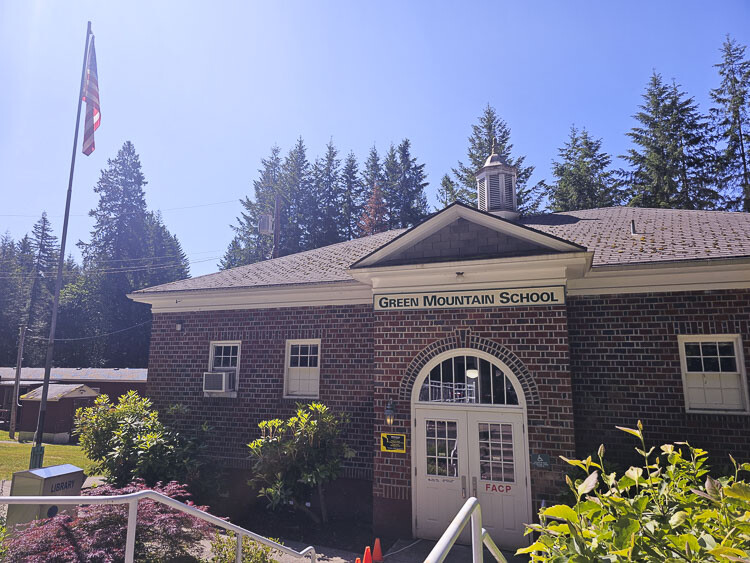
[410,348,533,540]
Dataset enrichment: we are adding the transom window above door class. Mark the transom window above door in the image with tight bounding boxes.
[418,354,519,406]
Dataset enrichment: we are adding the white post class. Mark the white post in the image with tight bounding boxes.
[125,498,138,562]
[235,532,243,563]
[470,501,483,563]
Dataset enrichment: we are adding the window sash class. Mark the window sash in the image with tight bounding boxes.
[285,339,321,398]
[678,335,747,413]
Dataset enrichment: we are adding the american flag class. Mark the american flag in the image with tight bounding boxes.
[81,35,100,156]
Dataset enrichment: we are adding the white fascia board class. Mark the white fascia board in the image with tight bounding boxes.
[350,252,593,292]
[354,206,582,268]
[568,258,750,295]
[127,281,373,313]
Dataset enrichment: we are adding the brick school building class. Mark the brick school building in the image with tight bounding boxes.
[129,153,750,548]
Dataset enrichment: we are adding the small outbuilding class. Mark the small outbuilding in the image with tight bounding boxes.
[18,384,99,444]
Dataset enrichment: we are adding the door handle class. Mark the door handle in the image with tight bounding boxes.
[472,476,477,497]
[461,476,467,499]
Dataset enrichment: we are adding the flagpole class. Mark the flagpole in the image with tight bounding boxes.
[30,21,92,469]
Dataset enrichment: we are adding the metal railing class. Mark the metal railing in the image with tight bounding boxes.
[425,497,507,563]
[0,490,317,563]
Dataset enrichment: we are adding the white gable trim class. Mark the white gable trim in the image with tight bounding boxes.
[352,204,583,268]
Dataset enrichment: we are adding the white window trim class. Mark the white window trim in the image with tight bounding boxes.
[205,340,241,398]
[283,338,321,399]
[677,334,749,415]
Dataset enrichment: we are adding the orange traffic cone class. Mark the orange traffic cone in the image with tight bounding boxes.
[355,559,361,563]
[363,546,373,563]
[373,538,384,562]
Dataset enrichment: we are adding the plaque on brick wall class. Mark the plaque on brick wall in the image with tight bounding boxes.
[530,453,551,469]
[381,433,406,453]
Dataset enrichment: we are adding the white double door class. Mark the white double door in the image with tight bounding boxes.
[414,406,530,549]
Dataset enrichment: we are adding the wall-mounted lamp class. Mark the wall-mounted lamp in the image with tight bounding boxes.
[466,368,479,379]
[384,400,396,426]
[175,321,184,332]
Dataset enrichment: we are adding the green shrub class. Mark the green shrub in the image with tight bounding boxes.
[0,516,8,561]
[247,402,354,525]
[206,531,279,563]
[74,390,208,486]
[519,421,750,561]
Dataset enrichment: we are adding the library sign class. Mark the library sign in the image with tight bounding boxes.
[374,286,565,311]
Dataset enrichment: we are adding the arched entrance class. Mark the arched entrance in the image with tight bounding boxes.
[410,348,532,548]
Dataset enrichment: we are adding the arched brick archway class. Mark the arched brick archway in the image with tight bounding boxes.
[398,330,540,405]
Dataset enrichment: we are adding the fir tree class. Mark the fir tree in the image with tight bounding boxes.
[23,213,60,365]
[381,139,429,229]
[453,104,541,213]
[340,151,365,240]
[623,73,720,209]
[279,137,312,255]
[546,126,621,212]
[358,182,389,236]
[221,145,282,269]
[0,233,22,365]
[710,36,750,211]
[361,146,383,203]
[78,141,189,367]
[436,174,461,209]
[308,140,343,248]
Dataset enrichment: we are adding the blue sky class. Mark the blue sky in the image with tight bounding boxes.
[2,1,749,277]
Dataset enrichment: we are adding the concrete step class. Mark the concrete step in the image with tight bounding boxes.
[384,538,528,563]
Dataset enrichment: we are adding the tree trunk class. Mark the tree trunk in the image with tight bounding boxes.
[317,481,328,524]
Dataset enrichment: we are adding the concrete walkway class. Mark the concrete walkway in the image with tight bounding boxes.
[384,538,527,562]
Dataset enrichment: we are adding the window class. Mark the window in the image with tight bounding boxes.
[678,335,748,413]
[207,341,240,395]
[284,339,321,398]
[418,354,519,406]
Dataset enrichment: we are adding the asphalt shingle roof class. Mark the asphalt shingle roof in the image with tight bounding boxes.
[135,207,750,294]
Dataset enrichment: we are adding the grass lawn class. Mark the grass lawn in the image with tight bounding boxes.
[0,430,93,481]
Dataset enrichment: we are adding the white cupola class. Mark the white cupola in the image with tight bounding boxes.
[476,140,519,221]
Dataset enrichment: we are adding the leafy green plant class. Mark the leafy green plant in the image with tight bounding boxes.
[206,531,279,563]
[0,516,8,561]
[519,421,750,561]
[74,391,208,487]
[247,402,355,525]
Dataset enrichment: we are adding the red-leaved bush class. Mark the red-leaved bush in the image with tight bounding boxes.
[3,480,213,562]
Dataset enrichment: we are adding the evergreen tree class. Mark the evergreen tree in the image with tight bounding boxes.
[0,233,22,365]
[308,140,343,248]
[340,151,365,240]
[436,174,464,208]
[546,126,621,212]
[358,182,389,236]
[361,146,383,203]
[78,141,189,367]
[453,104,542,213]
[279,137,312,255]
[623,73,720,209]
[381,139,429,229]
[710,36,750,211]
[22,213,60,365]
[221,145,281,269]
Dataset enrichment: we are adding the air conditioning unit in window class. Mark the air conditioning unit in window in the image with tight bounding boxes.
[203,372,236,392]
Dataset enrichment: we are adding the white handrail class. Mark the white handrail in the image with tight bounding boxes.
[0,490,316,563]
[424,497,507,563]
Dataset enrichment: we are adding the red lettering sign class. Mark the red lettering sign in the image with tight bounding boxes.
[484,483,513,493]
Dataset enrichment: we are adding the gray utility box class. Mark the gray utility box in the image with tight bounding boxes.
[6,464,86,529]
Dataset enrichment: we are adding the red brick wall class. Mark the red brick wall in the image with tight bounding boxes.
[567,289,750,467]
[371,306,576,535]
[147,305,375,479]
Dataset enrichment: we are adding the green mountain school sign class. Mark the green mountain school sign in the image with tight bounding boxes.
[374,286,565,311]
